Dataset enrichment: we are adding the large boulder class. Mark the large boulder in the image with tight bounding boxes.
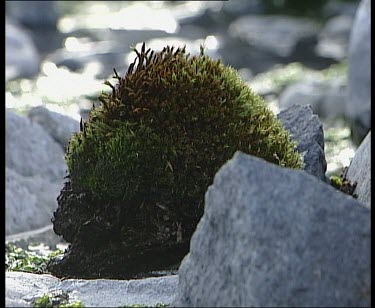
[28,106,80,150]
[6,271,178,307]
[344,130,371,208]
[346,0,371,145]
[174,152,370,307]
[6,168,61,235]
[278,105,327,181]
[6,110,66,182]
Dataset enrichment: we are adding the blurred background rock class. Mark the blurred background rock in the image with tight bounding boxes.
[5,0,370,250]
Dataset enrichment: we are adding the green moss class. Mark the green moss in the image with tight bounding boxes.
[65,43,302,207]
[329,175,343,188]
[32,292,84,307]
[329,167,358,198]
[60,303,85,308]
[33,294,53,308]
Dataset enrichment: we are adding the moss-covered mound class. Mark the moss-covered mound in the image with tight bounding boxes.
[48,43,302,279]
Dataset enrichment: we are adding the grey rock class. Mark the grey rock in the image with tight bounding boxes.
[346,0,371,145]
[221,0,265,17]
[6,272,57,307]
[321,77,348,117]
[6,168,61,235]
[229,15,320,58]
[345,130,371,208]
[315,15,353,60]
[5,18,40,81]
[45,40,131,79]
[6,1,58,29]
[6,110,66,182]
[218,35,282,74]
[323,0,360,19]
[6,271,178,307]
[6,0,62,56]
[277,105,327,181]
[175,152,370,307]
[28,106,80,150]
[278,81,323,112]
[278,77,347,119]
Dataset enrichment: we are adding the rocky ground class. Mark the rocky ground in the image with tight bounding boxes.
[6,0,370,307]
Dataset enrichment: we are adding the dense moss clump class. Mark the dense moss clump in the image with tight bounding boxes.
[67,43,301,199]
[48,43,302,279]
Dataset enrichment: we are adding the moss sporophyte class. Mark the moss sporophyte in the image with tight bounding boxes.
[48,43,303,279]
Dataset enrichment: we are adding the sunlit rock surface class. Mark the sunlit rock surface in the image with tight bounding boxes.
[6,271,178,307]
[6,110,66,182]
[6,110,66,235]
[6,168,61,235]
[28,106,80,150]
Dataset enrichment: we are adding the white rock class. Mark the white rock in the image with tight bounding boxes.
[28,106,80,150]
[6,110,66,182]
[6,167,61,235]
[6,110,68,235]
[6,271,178,307]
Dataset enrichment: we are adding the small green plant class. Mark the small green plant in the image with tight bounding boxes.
[32,291,85,308]
[329,167,358,198]
[33,294,53,308]
[5,243,63,274]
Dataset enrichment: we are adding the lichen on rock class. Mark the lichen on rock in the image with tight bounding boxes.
[48,43,302,279]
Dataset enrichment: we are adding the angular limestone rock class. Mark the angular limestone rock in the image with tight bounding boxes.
[278,104,327,181]
[6,168,61,235]
[345,130,371,208]
[28,106,80,150]
[175,152,370,307]
[6,110,66,182]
